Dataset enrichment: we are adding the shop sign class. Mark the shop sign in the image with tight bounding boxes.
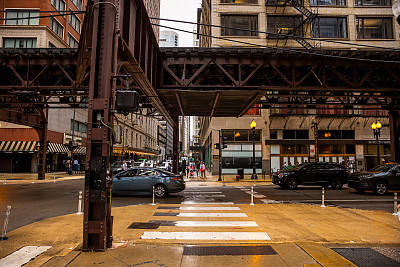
[213,155,220,159]
[309,144,315,158]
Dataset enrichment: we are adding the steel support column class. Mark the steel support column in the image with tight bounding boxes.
[172,116,179,174]
[83,0,118,251]
[389,110,400,162]
[35,108,48,180]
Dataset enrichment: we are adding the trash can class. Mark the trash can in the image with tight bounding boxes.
[237,168,244,179]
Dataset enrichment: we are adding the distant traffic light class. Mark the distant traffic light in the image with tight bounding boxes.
[221,136,228,149]
[35,144,41,151]
[214,143,220,149]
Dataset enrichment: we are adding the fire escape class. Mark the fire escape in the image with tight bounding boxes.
[266,0,318,49]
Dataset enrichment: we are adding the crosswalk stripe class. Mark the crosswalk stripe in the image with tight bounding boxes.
[141,232,271,240]
[0,246,52,267]
[174,221,258,227]
[254,194,265,198]
[181,201,234,205]
[178,207,240,211]
[177,213,247,217]
[184,192,222,194]
[184,195,226,198]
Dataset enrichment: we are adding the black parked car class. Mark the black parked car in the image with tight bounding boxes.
[112,167,185,198]
[348,163,400,195]
[272,162,349,190]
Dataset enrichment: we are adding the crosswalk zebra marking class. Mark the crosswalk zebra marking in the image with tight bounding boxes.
[141,232,271,240]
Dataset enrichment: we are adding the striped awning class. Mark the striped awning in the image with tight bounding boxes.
[0,141,39,153]
[73,146,86,155]
[47,143,70,154]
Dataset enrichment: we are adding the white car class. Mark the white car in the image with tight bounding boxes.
[159,162,171,170]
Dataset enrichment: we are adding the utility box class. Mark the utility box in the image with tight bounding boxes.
[115,90,139,112]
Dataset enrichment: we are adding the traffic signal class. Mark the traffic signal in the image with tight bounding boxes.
[222,136,227,149]
[35,144,41,151]
[214,143,220,149]
[46,140,50,151]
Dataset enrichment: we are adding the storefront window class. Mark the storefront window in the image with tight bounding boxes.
[282,145,295,154]
[318,145,331,154]
[297,145,308,154]
[345,144,355,154]
[332,144,344,154]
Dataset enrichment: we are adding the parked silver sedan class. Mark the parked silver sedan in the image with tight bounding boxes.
[112,167,185,198]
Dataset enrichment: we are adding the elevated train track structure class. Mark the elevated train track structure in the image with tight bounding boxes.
[0,0,399,251]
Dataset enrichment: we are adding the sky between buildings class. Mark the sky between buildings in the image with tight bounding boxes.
[160,0,202,47]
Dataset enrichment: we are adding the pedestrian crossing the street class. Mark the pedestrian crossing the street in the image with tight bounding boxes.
[139,187,271,241]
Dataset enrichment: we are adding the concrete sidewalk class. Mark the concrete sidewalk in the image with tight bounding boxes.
[0,172,84,184]
[1,186,399,266]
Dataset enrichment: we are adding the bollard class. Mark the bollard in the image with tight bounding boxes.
[321,187,326,208]
[0,206,11,240]
[393,193,398,216]
[3,174,5,184]
[250,186,255,206]
[151,185,156,205]
[53,172,56,183]
[77,191,83,215]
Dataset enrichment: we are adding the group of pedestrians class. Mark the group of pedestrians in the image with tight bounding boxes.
[186,160,206,179]
[63,159,82,174]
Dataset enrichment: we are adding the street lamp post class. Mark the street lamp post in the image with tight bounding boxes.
[372,121,382,166]
[250,120,257,180]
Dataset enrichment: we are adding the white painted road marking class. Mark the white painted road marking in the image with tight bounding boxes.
[184,192,222,194]
[262,199,281,204]
[0,246,52,267]
[185,195,226,198]
[181,201,234,205]
[254,194,265,198]
[141,232,271,240]
[178,207,241,211]
[177,213,247,217]
[174,221,258,227]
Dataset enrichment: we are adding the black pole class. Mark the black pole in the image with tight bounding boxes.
[252,127,257,179]
[69,107,76,175]
[375,129,380,166]
[218,130,222,181]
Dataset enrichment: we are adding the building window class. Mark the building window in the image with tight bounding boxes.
[356,17,393,39]
[71,0,83,10]
[71,120,87,133]
[67,33,78,48]
[318,130,355,139]
[69,11,81,34]
[221,0,257,3]
[311,0,346,5]
[245,104,261,115]
[5,10,39,25]
[50,17,64,39]
[49,42,56,48]
[3,38,37,48]
[355,0,391,6]
[313,17,347,38]
[267,16,303,38]
[266,0,302,5]
[51,0,65,12]
[221,15,258,36]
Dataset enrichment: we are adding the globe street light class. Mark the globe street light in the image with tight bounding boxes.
[250,120,257,180]
[371,121,382,166]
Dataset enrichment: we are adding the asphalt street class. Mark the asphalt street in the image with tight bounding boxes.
[0,179,397,232]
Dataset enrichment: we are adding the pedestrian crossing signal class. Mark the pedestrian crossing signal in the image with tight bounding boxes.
[36,144,41,151]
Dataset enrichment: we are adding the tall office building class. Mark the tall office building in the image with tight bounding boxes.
[199,0,399,175]
[159,30,179,47]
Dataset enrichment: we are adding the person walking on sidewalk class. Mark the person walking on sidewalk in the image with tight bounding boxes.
[65,160,71,174]
[196,160,201,177]
[200,162,206,179]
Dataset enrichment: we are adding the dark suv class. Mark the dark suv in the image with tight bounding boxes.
[272,162,349,190]
[348,163,400,195]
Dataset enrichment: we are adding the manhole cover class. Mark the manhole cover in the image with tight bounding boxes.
[183,246,277,256]
[127,222,160,229]
[332,248,399,267]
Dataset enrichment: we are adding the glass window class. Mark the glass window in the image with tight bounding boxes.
[221,15,258,36]
[297,145,308,154]
[245,104,261,115]
[5,10,39,25]
[311,0,346,5]
[283,130,296,139]
[3,38,37,48]
[318,145,331,154]
[356,17,393,39]
[221,0,257,3]
[51,0,65,12]
[355,0,391,6]
[50,17,64,39]
[313,17,347,38]
[270,130,278,139]
[282,145,295,154]
[345,144,355,154]
[67,33,78,48]
[296,130,309,139]
[69,11,81,34]
[342,130,355,139]
[267,16,303,38]
[331,144,344,154]
[266,0,302,5]
[71,0,83,10]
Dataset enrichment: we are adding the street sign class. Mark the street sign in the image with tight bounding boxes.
[213,155,220,159]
